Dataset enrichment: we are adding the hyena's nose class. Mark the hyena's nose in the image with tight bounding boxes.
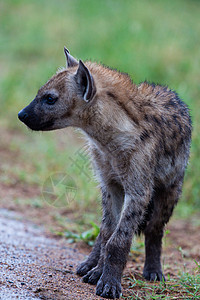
[18,109,28,122]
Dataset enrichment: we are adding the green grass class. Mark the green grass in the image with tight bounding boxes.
[57,221,100,246]
[123,260,200,299]
[123,270,200,299]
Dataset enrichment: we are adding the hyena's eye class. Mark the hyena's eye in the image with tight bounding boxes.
[44,94,58,105]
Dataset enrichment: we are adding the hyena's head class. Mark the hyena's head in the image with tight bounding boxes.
[18,47,96,131]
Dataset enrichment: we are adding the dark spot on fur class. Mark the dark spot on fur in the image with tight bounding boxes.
[172,130,177,139]
[144,114,150,122]
[107,91,117,100]
[158,140,164,152]
[63,111,72,118]
[137,210,143,217]
[144,100,153,107]
[124,230,129,237]
[166,119,172,129]
[152,115,161,126]
[140,129,150,142]
[150,83,156,89]
[115,99,139,126]
[185,125,192,137]
[179,137,184,147]
[126,214,131,221]
[117,228,122,234]
[180,110,186,117]
[162,137,173,156]
[164,98,178,109]
[131,99,142,112]
[173,115,182,132]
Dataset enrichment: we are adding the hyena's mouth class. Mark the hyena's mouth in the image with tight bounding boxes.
[25,120,55,131]
[39,120,55,131]
[18,104,54,131]
[18,108,54,131]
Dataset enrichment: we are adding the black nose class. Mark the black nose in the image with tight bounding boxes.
[18,109,28,122]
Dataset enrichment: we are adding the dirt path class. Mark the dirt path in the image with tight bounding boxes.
[0,209,100,300]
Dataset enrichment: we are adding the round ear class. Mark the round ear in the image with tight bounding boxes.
[64,47,78,68]
[75,60,96,102]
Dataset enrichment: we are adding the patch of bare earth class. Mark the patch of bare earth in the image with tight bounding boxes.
[0,209,99,300]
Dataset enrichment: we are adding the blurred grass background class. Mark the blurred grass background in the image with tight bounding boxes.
[0,0,200,228]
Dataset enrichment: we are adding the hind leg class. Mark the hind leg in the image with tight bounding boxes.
[143,180,183,281]
[143,222,165,281]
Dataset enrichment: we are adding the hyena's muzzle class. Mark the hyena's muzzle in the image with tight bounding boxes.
[18,99,54,131]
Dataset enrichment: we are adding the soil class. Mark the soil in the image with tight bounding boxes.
[0,129,200,299]
[0,208,96,300]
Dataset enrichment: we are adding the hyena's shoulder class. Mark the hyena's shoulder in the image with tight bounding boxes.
[136,81,192,128]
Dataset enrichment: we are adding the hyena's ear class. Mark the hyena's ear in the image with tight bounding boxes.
[75,60,96,102]
[64,47,78,68]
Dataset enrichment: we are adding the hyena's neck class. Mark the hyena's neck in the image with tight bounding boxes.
[79,96,139,155]
[75,62,140,153]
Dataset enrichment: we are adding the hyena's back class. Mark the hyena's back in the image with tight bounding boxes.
[122,81,192,188]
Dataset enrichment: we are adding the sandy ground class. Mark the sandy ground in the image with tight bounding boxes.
[0,208,101,300]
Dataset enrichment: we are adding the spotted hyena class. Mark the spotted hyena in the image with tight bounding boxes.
[18,48,192,299]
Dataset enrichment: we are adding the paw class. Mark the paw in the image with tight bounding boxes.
[76,260,95,277]
[96,274,122,299]
[143,269,165,281]
[83,265,103,285]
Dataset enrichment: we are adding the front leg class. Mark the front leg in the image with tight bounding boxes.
[96,192,149,299]
[77,182,124,280]
[82,233,106,284]
[76,233,102,276]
